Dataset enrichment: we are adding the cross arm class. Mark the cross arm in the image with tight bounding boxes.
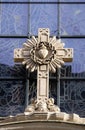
[56,48,73,62]
[14,48,23,62]
[14,48,73,63]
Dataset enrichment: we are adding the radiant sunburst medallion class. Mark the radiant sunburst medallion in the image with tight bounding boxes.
[22,36,65,72]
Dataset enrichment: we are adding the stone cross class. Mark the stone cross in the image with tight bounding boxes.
[14,28,73,112]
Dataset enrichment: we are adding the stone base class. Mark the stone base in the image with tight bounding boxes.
[0,111,85,124]
[0,99,85,129]
[0,112,85,130]
[24,98,60,113]
[0,98,85,130]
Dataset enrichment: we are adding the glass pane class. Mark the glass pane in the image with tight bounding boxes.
[60,0,85,2]
[0,4,28,35]
[30,4,58,35]
[60,80,85,117]
[0,38,26,66]
[62,38,85,73]
[60,4,85,35]
[0,80,25,116]
[30,0,57,1]
[1,0,58,2]
[1,0,29,1]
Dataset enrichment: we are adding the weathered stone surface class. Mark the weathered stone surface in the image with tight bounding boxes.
[11,28,84,129]
[0,113,85,130]
[14,28,73,72]
[14,28,73,113]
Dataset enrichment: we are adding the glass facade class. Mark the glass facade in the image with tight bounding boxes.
[0,0,85,117]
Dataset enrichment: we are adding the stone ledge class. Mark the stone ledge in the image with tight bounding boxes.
[0,112,85,126]
[0,120,85,130]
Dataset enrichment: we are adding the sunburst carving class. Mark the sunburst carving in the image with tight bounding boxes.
[22,36,65,72]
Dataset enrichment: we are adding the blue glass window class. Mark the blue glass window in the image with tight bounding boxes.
[30,0,58,2]
[62,39,85,72]
[60,4,85,35]
[0,0,85,117]
[60,0,85,2]
[0,38,26,65]
[0,4,28,35]
[1,0,29,1]
[30,4,58,35]
[0,1,59,65]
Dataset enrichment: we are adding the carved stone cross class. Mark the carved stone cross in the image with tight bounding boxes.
[14,28,73,112]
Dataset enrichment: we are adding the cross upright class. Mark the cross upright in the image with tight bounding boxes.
[14,28,73,112]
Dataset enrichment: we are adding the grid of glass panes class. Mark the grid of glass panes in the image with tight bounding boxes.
[0,0,85,117]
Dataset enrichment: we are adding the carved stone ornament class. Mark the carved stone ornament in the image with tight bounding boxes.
[0,28,80,126]
[25,98,60,113]
[22,36,65,72]
[14,28,73,114]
